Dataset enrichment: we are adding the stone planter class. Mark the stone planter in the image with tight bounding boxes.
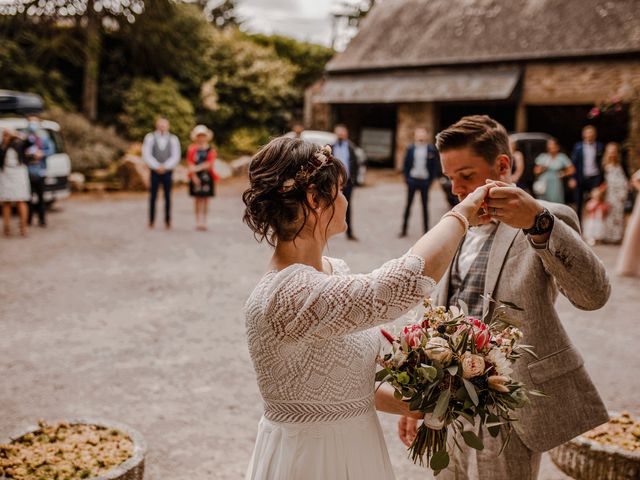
[1,418,146,480]
[549,414,640,480]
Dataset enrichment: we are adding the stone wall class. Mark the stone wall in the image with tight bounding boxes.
[304,79,332,131]
[523,60,640,170]
[523,60,640,105]
[394,103,435,170]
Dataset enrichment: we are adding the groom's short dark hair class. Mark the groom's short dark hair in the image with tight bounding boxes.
[436,115,512,166]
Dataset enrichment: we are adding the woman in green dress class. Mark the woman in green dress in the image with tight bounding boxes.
[533,138,575,204]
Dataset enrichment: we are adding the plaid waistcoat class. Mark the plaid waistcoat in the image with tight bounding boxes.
[448,231,496,318]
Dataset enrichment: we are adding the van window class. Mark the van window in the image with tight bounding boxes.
[17,128,62,155]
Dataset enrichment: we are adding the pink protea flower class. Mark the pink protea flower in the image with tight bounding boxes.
[380,328,395,345]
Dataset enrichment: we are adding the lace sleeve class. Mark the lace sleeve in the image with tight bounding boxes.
[271,254,436,342]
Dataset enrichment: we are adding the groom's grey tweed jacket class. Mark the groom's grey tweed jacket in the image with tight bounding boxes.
[435,201,610,452]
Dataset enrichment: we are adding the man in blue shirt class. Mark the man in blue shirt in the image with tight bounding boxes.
[332,124,359,240]
[25,115,54,227]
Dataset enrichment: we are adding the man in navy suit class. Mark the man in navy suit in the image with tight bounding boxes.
[571,125,604,221]
[332,124,360,240]
[400,127,441,237]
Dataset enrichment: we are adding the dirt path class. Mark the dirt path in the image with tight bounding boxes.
[1,172,638,479]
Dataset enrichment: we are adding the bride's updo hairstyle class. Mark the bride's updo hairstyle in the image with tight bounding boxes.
[243,136,346,246]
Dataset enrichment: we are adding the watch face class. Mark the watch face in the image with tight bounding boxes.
[539,215,552,230]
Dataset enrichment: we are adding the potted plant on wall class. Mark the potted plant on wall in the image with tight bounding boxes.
[550,411,640,480]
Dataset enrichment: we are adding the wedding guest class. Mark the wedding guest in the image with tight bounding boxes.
[617,169,640,277]
[142,117,181,229]
[332,124,359,240]
[399,115,610,480]
[583,186,608,246]
[572,125,604,220]
[601,142,628,243]
[400,127,441,237]
[510,139,526,188]
[25,116,53,227]
[291,123,304,138]
[242,136,491,479]
[187,125,218,231]
[0,129,30,236]
[533,138,575,203]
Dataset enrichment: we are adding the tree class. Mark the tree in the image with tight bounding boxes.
[187,0,240,28]
[101,1,214,122]
[122,77,195,146]
[250,34,334,91]
[331,0,378,50]
[0,0,145,120]
[199,29,297,141]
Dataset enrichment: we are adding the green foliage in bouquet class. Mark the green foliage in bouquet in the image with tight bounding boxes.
[376,298,544,474]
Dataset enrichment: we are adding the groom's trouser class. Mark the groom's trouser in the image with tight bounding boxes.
[438,422,541,480]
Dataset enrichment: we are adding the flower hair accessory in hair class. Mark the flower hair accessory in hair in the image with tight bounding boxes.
[279,145,334,193]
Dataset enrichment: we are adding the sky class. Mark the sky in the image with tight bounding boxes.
[236,0,360,48]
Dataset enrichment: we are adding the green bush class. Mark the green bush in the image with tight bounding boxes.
[121,77,195,148]
[228,127,271,155]
[45,109,130,174]
[199,29,297,142]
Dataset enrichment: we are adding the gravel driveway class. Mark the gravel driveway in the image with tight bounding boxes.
[1,171,638,479]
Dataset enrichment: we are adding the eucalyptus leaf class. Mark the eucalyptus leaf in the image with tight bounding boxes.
[393,389,402,400]
[488,424,501,438]
[433,389,451,419]
[455,387,468,401]
[462,378,479,406]
[418,365,438,382]
[409,395,422,411]
[430,450,450,471]
[498,299,525,311]
[518,345,539,359]
[375,369,390,382]
[462,430,484,450]
[528,389,547,397]
[397,372,410,385]
[446,364,459,376]
[458,299,469,316]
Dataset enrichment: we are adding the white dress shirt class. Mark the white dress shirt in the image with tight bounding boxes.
[142,131,181,171]
[582,142,599,177]
[409,144,429,180]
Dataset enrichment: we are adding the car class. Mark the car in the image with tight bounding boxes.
[284,130,367,185]
[0,117,72,204]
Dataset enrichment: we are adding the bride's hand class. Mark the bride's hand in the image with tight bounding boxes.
[398,416,419,447]
[454,184,492,226]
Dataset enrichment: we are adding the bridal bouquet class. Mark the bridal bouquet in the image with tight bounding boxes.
[376,298,542,474]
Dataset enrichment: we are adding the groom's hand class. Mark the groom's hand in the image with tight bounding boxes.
[398,416,418,447]
[485,181,545,230]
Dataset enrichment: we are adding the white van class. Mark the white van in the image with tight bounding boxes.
[0,117,72,204]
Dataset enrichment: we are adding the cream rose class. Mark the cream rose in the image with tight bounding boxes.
[461,352,485,379]
[425,337,453,365]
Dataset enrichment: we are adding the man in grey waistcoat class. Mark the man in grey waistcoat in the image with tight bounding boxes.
[398,115,610,480]
[142,117,181,229]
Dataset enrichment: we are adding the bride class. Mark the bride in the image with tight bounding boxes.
[242,137,490,479]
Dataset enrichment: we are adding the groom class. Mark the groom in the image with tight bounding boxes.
[398,115,610,480]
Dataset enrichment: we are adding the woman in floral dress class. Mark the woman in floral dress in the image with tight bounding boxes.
[601,142,628,243]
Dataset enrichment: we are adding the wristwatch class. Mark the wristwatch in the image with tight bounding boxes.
[523,208,554,236]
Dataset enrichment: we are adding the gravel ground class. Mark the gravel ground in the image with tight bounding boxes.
[1,170,638,480]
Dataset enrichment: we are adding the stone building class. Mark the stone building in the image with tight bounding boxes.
[305,0,640,170]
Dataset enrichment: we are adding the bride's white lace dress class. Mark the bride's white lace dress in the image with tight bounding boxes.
[245,253,435,480]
